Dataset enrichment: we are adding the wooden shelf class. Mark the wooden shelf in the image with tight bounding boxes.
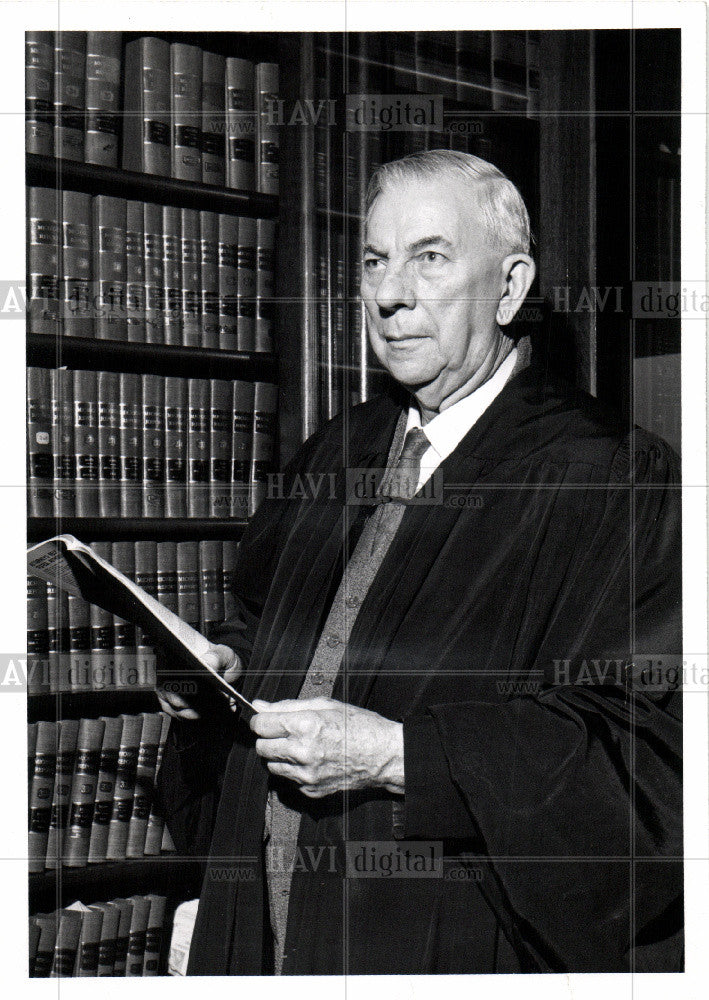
[27,517,246,543]
[27,333,278,382]
[26,153,278,219]
[27,689,161,724]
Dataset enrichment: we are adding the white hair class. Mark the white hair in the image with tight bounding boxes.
[365,148,532,255]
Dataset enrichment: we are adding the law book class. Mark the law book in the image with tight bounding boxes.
[90,901,119,975]
[201,50,226,186]
[143,712,171,855]
[26,31,54,156]
[209,380,233,518]
[123,36,171,176]
[225,56,255,190]
[181,208,201,347]
[73,369,99,516]
[217,213,239,349]
[187,379,210,517]
[90,541,116,691]
[199,540,224,638]
[74,904,104,976]
[85,31,122,166]
[491,30,528,111]
[170,42,202,181]
[105,713,143,860]
[94,195,127,341]
[64,717,105,866]
[112,542,140,689]
[143,894,167,975]
[317,230,335,421]
[126,712,163,857]
[51,367,76,518]
[98,370,122,516]
[111,898,134,976]
[526,31,540,117]
[156,541,178,617]
[28,721,57,872]
[249,382,278,516]
[49,908,83,976]
[200,211,220,348]
[143,201,165,344]
[119,372,143,518]
[255,62,279,195]
[46,576,69,694]
[134,541,158,688]
[27,575,49,694]
[60,189,92,338]
[54,32,85,160]
[237,215,257,351]
[67,592,92,692]
[455,31,493,107]
[27,366,53,517]
[27,186,60,337]
[126,200,147,343]
[31,912,58,978]
[45,718,79,869]
[142,373,166,518]
[163,204,182,346]
[29,917,41,977]
[125,895,151,976]
[222,540,239,618]
[28,722,38,799]
[232,380,254,521]
[163,376,188,519]
[176,542,200,632]
[255,217,275,352]
[87,714,123,863]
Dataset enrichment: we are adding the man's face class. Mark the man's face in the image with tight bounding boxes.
[361,174,508,411]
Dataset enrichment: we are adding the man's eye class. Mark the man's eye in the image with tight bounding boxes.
[363,258,383,271]
[418,251,445,264]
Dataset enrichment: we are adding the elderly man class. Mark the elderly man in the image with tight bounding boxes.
[158,150,682,975]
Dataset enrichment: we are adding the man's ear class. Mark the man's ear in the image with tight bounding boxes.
[496,254,536,327]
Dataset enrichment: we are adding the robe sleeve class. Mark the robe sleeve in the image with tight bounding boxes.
[400,432,683,971]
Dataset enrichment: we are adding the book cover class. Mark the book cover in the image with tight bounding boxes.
[199,540,224,638]
[164,377,188,518]
[45,576,69,694]
[200,211,220,348]
[143,712,170,855]
[45,719,79,869]
[112,541,139,689]
[90,541,115,691]
[49,909,82,977]
[28,721,57,873]
[156,541,178,617]
[87,714,123,863]
[26,31,54,156]
[209,380,233,518]
[255,217,276,352]
[143,201,164,344]
[232,379,254,521]
[93,195,127,341]
[125,895,151,976]
[74,905,104,976]
[236,215,257,351]
[119,371,143,518]
[126,200,147,343]
[67,592,92,692]
[126,712,163,858]
[201,50,226,186]
[54,32,85,161]
[143,894,167,975]
[64,717,105,866]
[123,37,171,176]
[28,918,41,977]
[255,61,279,195]
[98,370,122,516]
[176,542,200,631]
[60,189,92,338]
[187,379,210,517]
[90,901,119,975]
[27,366,53,517]
[111,898,134,976]
[31,912,58,978]
[171,42,202,181]
[27,576,49,695]
[181,207,201,347]
[162,204,182,346]
[217,213,239,349]
[134,541,158,688]
[142,373,165,518]
[225,56,255,190]
[222,540,239,618]
[249,381,278,516]
[85,31,122,166]
[105,713,144,861]
[27,186,60,336]
[51,367,76,518]
[72,369,99,516]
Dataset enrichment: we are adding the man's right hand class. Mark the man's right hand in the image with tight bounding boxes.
[156,644,243,720]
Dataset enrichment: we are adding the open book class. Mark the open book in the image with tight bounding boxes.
[27,534,253,714]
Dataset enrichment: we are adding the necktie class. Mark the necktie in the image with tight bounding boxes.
[378,425,431,502]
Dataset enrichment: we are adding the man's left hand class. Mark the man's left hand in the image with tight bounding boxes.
[250,697,404,798]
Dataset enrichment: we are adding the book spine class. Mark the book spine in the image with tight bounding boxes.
[29,917,41,977]
[64,717,105,866]
[45,719,79,869]
[49,910,82,976]
[125,896,151,976]
[45,578,69,694]
[209,379,234,518]
[200,210,220,348]
[27,575,50,695]
[28,721,57,873]
[54,32,86,161]
[51,368,76,517]
[255,217,276,352]
[27,186,60,336]
[67,593,92,692]
[60,189,93,338]
[176,542,200,630]
[98,370,122,516]
[31,912,58,978]
[126,712,163,858]
[218,213,239,349]
[187,379,210,517]
[249,382,278,516]
[143,202,165,344]
[26,31,54,156]
[199,540,224,638]
[111,898,134,975]
[171,42,202,182]
[143,894,167,975]
[27,367,53,517]
[255,62,279,195]
[85,31,122,167]
[126,200,147,342]
[526,31,540,117]
[232,380,254,521]
[93,195,127,341]
[225,56,255,190]
[90,902,119,975]
[143,712,170,855]
[105,714,144,861]
[87,715,123,864]
[317,228,334,420]
[162,205,182,346]
[122,37,171,176]
[111,542,139,689]
[156,542,178,615]
[134,542,158,689]
[75,907,104,976]
[222,540,239,618]
[181,208,201,347]
[119,372,143,518]
[142,373,165,518]
[236,215,257,351]
[201,51,226,186]
[164,376,188,518]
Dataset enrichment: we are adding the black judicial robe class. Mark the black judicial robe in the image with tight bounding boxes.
[158,365,682,975]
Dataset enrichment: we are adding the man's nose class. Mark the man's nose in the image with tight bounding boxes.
[371,263,416,312]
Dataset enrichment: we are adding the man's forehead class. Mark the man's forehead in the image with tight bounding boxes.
[365,174,483,246]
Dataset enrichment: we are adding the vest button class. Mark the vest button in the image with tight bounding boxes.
[326,634,341,648]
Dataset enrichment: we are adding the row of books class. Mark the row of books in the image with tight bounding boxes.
[27,186,275,351]
[27,369,278,520]
[30,893,168,977]
[28,712,173,871]
[26,31,280,192]
[27,538,241,695]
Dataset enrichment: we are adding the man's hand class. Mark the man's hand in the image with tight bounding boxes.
[156,644,243,720]
[250,697,404,798]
